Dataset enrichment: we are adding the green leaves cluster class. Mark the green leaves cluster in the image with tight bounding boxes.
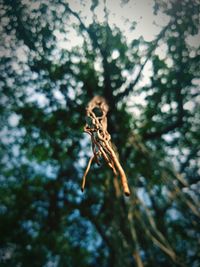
[0,0,199,266]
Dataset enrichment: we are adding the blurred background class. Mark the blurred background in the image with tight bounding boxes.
[0,0,200,266]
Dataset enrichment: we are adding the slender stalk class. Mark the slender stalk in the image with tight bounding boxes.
[81,155,94,192]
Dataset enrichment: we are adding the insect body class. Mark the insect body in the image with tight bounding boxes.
[81,96,130,196]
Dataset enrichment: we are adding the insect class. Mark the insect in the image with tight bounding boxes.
[81,96,130,196]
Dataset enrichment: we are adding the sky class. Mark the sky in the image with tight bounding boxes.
[7,0,199,132]
[52,0,198,117]
[66,0,169,41]
[51,0,168,117]
[55,0,170,53]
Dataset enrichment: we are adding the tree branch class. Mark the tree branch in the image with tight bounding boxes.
[116,21,172,101]
[65,4,103,52]
[143,72,184,140]
[65,4,115,108]
[143,117,183,140]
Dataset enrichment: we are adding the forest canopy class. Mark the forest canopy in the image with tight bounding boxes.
[0,0,200,266]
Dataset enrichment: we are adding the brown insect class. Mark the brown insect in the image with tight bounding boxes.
[81,96,130,196]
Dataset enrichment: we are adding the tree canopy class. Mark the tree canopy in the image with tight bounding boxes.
[0,0,200,266]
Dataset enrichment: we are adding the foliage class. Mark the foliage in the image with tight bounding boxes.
[0,0,199,266]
